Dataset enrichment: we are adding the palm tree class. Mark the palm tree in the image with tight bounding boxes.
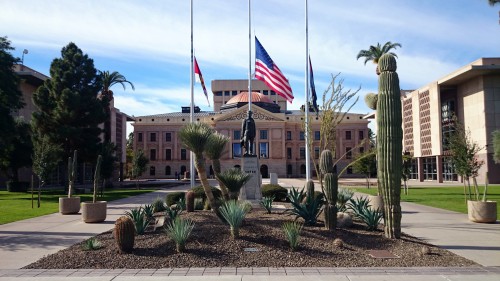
[357,42,402,74]
[205,132,230,201]
[99,71,135,142]
[488,0,500,6]
[217,168,251,200]
[179,122,219,211]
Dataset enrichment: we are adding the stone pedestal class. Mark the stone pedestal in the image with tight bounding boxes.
[239,156,262,201]
[270,173,278,185]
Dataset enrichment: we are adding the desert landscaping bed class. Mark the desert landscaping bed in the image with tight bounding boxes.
[24,209,477,269]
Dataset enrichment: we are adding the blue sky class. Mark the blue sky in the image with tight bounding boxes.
[2,0,499,132]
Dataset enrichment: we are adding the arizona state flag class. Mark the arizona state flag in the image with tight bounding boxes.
[194,57,210,106]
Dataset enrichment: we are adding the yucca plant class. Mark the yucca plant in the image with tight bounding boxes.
[165,217,195,253]
[205,132,231,201]
[165,205,182,221]
[217,168,252,200]
[337,188,355,212]
[347,196,371,219]
[82,237,102,251]
[288,189,324,226]
[151,197,167,213]
[219,200,248,238]
[260,195,275,214]
[359,207,383,231]
[282,221,302,251]
[125,208,150,235]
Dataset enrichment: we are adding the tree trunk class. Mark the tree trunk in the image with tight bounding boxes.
[213,159,230,201]
[195,156,219,212]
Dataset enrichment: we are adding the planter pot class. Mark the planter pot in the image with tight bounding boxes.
[467,200,497,223]
[59,197,81,214]
[368,195,384,212]
[81,201,107,223]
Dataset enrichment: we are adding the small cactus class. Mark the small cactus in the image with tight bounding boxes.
[320,150,338,231]
[364,93,378,110]
[185,191,195,212]
[114,216,135,253]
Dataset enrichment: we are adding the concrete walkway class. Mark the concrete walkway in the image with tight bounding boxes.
[0,179,499,280]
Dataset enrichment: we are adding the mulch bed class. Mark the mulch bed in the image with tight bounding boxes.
[24,209,477,269]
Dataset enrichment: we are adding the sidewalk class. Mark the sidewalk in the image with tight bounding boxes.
[0,179,499,280]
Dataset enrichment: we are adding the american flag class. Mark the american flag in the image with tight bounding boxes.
[255,37,293,103]
[194,56,210,107]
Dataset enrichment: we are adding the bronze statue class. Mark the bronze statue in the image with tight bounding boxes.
[240,111,256,156]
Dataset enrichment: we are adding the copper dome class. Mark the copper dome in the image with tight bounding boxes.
[226,91,274,104]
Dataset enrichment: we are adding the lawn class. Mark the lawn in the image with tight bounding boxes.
[352,185,500,218]
[0,188,156,225]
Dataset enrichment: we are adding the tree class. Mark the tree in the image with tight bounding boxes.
[179,122,219,211]
[401,151,412,195]
[488,0,500,6]
[357,42,402,74]
[125,132,134,178]
[5,120,33,181]
[99,142,118,193]
[32,42,106,164]
[493,130,500,164]
[131,149,148,189]
[32,135,61,207]
[352,150,376,188]
[99,71,135,142]
[0,36,25,178]
[448,120,484,202]
[205,132,230,201]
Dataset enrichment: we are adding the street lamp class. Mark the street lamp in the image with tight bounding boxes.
[21,49,28,65]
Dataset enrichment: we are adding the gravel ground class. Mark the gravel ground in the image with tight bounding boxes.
[24,209,477,269]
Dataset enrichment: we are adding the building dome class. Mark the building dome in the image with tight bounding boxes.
[226,92,274,104]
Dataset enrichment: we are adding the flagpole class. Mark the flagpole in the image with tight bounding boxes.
[305,0,311,182]
[248,0,252,111]
[189,0,195,187]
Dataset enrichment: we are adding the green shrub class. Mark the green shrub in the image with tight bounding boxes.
[165,217,195,253]
[190,185,222,200]
[166,192,185,207]
[282,221,302,251]
[151,197,167,213]
[262,184,288,201]
[6,181,30,192]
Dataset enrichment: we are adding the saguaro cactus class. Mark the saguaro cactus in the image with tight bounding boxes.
[114,215,135,253]
[186,191,195,212]
[377,54,403,239]
[320,149,338,231]
[305,180,315,198]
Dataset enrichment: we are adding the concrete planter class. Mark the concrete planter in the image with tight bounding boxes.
[59,197,81,214]
[368,195,384,212]
[81,201,107,223]
[467,200,497,223]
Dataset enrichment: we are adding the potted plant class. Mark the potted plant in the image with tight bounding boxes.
[81,155,107,223]
[59,150,80,214]
[467,174,497,223]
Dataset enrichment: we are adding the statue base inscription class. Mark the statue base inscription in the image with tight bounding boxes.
[239,156,262,201]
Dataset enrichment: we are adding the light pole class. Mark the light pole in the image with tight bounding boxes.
[21,49,28,66]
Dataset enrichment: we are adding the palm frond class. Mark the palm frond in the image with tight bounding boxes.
[205,133,229,160]
[217,168,251,192]
[178,122,214,155]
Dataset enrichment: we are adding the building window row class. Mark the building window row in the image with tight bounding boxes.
[136,132,173,142]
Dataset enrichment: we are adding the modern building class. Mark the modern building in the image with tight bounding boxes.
[399,58,500,184]
[4,64,132,185]
[132,79,370,179]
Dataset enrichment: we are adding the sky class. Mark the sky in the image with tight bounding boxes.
[2,0,499,134]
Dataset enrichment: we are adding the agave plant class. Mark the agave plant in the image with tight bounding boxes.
[125,207,150,235]
[347,196,371,219]
[288,187,306,205]
[282,221,302,251]
[81,237,102,251]
[288,188,325,226]
[165,217,195,253]
[142,204,155,222]
[219,200,249,238]
[260,195,275,214]
[165,205,182,221]
[217,168,252,200]
[359,207,383,231]
[337,188,355,212]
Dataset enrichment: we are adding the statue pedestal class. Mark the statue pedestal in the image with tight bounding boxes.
[239,156,262,201]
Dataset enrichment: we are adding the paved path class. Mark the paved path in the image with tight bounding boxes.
[0,179,499,280]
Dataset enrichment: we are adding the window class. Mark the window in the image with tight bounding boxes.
[150,133,156,142]
[260,130,268,140]
[271,91,276,96]
[345,147,352,159]
[287,147,292,159]
[442,156,458,181]
[345,131,352,140]
[314,147,320,159]
[286,131,292,140]
[165,149,172,160]
[232,143,242,158]
[165,166,171,175]
[422,156,437,180]
[359,130,364,141]
[287,164,292,175]
[233,130,241,140]
[150,166,155,176]
[314,131,320,141]
[359,147,365,154]
[137,132,143,142]
[410,158,418,180]
[232,90,237,96]
[346,166,353,174]
[224,91,230,96]
[181,149,187,160]
[259,142,268,158]
[299,131,305,141]
[263,90,269,95]
[214,91,222,96]
[165,132,172,142]
[299,147,306,159]
[300,164,306,174]
[150,149,156,161]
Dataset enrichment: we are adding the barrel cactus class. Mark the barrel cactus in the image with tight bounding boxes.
[364,93,378,110]
[376,53,403,239]
[319,149,338,231]
[185,191,195,212]
[114,215,135,253]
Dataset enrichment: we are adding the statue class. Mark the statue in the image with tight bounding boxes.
[240,111,256,156]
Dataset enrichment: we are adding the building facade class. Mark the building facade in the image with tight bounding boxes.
[400,58,500,184]
[132,79,370,179]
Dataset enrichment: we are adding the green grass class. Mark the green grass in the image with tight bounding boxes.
[352,185,500,218]
[0,189,156,225]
